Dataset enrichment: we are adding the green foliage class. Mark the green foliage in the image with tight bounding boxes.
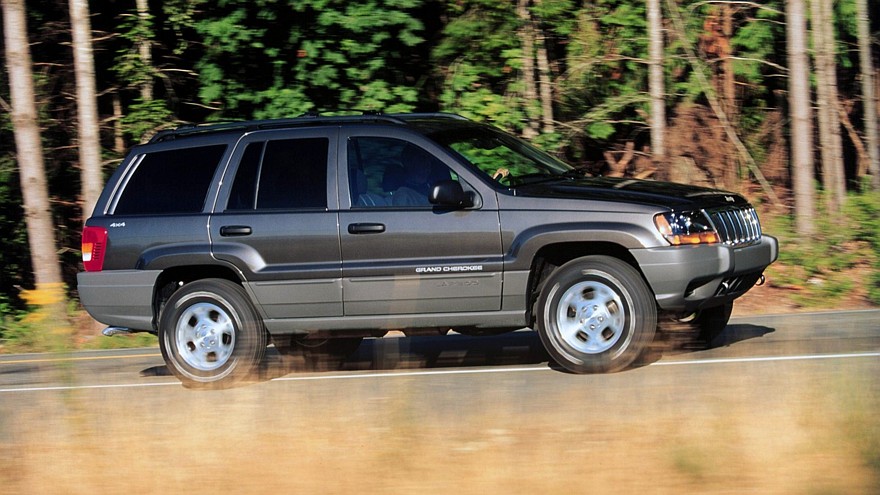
[195,0,427,119]
[114,9,157,89]
[846,190,880,304]
[767,191,880,307]
[81,332,159,350]
[0,153,30,317]
[728,2,785,85]
[122,98,174,142]
[433,1,525,131]
[559,1,651,141]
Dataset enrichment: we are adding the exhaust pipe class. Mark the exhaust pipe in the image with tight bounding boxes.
[102,327,134,337]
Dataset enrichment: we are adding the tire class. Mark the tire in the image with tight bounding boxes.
[680,302,733,345]
[536,256,657,373]
[159,279,266,388]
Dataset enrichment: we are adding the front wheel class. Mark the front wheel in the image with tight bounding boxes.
[536,256,657,373]
[673,302,733,345]
[159,279,266,388]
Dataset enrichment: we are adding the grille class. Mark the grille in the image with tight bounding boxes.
[707,207,762,246]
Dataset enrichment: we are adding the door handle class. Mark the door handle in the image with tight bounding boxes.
[348,223,386,234]
[219,225,252,237]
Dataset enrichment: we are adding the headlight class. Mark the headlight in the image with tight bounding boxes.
[654,211,720,245]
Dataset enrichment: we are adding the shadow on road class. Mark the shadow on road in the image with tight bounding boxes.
[711,323,777,347]
[638,323,776,367]
[138,323,777,384]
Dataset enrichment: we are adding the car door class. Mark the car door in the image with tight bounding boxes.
[210,128,343,320]
[337,129,503,316]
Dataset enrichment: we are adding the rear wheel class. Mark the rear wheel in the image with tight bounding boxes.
[159,279,266,388]
[536,256,656,373]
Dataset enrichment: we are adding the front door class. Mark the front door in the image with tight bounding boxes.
[338,132,503,316]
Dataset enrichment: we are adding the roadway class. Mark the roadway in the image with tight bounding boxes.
[1,310,878,494]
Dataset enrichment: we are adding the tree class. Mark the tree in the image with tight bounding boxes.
[811,0,845,213]
[69,0,104,220]
[434,0,529,131]
[786,0,816,235]
[515,0,558,137]
[195,0,426,120]
[518,0,540,139]
[1,0,66,314]
[647,0,666,159]
[113,0,178,142]
[856,0,879,190]
[560,1,651,143]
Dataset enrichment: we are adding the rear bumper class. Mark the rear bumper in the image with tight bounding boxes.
[631,235,778,312]
[77,270,161,332]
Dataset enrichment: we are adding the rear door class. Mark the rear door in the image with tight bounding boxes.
[338,129,503,316]
[210,128,343,319]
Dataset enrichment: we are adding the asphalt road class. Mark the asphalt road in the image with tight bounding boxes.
[1,310,879,494]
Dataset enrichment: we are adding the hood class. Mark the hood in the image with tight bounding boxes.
[511,176,750,210]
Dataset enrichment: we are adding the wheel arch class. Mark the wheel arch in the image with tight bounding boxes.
[153,265,245,331]
[524,242,647,327]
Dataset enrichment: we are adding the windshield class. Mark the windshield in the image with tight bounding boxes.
[427,125,574,186]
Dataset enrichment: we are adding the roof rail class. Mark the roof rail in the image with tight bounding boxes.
[148,111,470,143]
[388,112,469,121]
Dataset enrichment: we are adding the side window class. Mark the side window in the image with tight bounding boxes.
[227,137,329,211]
[348,137,452,208]
[227,142,263,210]
[114,144,227,215]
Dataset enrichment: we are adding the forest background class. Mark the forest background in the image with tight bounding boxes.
[1,0,879,350]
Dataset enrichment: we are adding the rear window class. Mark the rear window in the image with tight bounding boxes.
[226,137,329,210]
[113,145,227,215]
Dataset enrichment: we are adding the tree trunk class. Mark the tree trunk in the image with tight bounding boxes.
[517,0,539,139]
[720,5,737,190]
[112,93,126,155]
[666,0,780,205]
[136,0,154,101]
[721,5,736,122]
[647,0,666,160]
[69,0,104,221]
[856,0,879,190]
[536,27,554,134]
[1,0,66,307]
[811,0,845,212]
[786,0,816,236]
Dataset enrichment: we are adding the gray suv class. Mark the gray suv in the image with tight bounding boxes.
[78,113,778,387]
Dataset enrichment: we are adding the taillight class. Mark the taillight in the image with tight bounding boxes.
[82,226,108,272]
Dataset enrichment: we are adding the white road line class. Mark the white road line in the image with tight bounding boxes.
[0,381,178,394]
[653,351,880,366]
[0,351,877,394]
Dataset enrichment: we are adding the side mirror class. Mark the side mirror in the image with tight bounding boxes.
[429,180,476,208]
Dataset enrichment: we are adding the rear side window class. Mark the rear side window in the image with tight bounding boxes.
[113,145,227,215]
[227,137,329,210]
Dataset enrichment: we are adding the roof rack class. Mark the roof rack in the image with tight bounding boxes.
[148,111,468,143]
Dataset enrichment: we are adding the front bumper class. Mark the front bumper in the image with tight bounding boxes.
[630,235,778,312]
[77,270,162,332]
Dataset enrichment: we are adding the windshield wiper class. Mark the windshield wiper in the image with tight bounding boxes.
[560,165,592,179]
[510,167,591,187]
[508,173,563,187]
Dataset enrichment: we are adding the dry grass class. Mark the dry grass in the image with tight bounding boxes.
[1,362,878,495]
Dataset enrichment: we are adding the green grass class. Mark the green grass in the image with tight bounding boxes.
[762,189,880,308]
